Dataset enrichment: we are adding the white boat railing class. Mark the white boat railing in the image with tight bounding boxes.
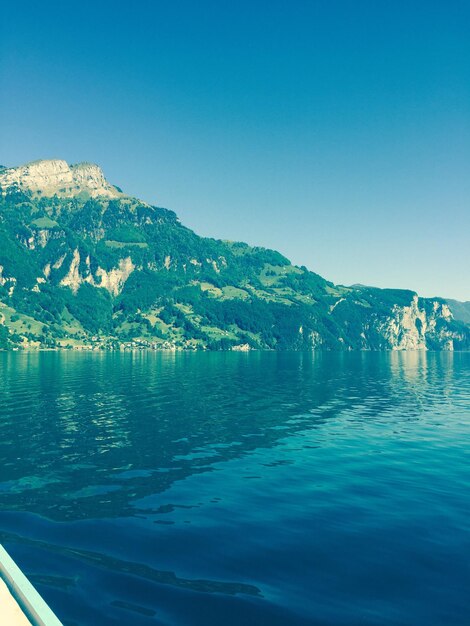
[0,545,63,626]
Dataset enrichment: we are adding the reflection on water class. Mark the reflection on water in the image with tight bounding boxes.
[0,351,469,625]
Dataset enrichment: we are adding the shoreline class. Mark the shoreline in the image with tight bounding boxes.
[0,346,466,353]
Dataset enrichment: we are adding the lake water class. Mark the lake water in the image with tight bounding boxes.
[0,351,469,625]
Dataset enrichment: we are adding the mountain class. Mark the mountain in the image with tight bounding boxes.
[0,159,468,351]
[446,299,470,325]
[0,159,121,199]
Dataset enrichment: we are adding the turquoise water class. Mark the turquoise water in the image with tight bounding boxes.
[0,351,469,625]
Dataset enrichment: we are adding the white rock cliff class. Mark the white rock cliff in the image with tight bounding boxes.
[0,159,122,199]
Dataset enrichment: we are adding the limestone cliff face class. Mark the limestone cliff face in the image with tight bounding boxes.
[0,159,121,199]
[20,227,65,250]
[59,249,134,295]
[0,266,16,295]
[95,258,135,296]
[69,163,121,198]
[376,295,459,350]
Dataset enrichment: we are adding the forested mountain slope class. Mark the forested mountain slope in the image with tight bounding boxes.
[0,160,468,351]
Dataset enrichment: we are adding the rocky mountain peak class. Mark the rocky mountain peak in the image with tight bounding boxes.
[0,159,122,199]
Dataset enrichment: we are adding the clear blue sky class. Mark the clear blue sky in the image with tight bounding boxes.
[1,1,469,300]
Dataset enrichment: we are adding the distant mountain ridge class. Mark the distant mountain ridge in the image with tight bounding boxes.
[445,299,470,325]
[0,159,468,351]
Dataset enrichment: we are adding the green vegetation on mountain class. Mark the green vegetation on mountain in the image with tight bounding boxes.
[0,160,468,351]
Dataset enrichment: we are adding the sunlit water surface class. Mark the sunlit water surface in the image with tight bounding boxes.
[0,351,469,625]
